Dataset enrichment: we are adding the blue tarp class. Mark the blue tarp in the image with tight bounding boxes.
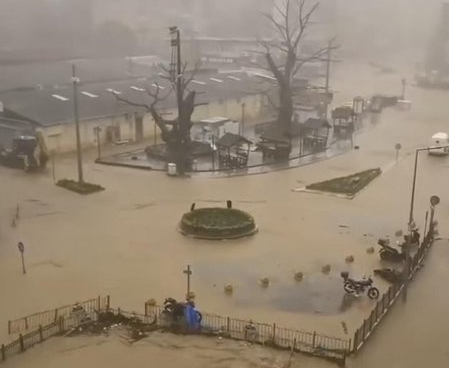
[184,303,201,331]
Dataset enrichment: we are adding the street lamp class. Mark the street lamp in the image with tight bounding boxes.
[71,64,84,183]
[403,145,448,301]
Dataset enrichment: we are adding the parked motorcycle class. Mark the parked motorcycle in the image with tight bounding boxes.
[378,238,406,262]
[377,229,420,262]
[341,272,380,299]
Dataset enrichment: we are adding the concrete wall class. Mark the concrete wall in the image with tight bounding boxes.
[40,93,267,154]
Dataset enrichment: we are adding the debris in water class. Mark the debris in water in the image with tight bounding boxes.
[345,255,355,263]
[260,277,270,287]
[294,272,304,282]
[224,284,234,294]
[322,264,331,274]
[146,299,157,306]
[339,224,349,228]
[395,230,403,237]
[366,247,375,254]
[341,321,348,335]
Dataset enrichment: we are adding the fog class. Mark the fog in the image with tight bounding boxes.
[0,0,444,62]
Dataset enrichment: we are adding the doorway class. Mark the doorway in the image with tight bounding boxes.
[135,114,144,142]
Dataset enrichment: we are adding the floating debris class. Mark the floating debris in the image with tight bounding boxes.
[395,230,403,237]
[341,321,348,335]
[345,255,355,263]
[224,284,234,294]
[366,247,375,254]
[322,264,331,274]
[294,272,304,282]
[146,298,157,306]
[260,277,270,287]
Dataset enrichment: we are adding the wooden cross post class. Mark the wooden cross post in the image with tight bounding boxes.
[183,265,192,299]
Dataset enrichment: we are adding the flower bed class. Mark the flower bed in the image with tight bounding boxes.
[179,207,257,240]
[57,179,105,195]
[306,168,382,196]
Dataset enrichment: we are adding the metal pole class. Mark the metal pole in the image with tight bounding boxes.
[72,64,84,183]
[241,103,246,136]
[324,40,332,119]
[409,149,420,227]
[183,265,192,299]
[95,128,101,160]
[51,152,56,183]
[21,252,26,274]
[423,210,429,241]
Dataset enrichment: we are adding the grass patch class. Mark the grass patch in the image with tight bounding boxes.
[180,207,256,239]
[306,168,382,196]
[56,179,105,195]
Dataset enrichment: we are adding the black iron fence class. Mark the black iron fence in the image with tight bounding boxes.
[7,295,110,335]
[144,304,350,365]
[1,310,103,364]
[353,234,433,352]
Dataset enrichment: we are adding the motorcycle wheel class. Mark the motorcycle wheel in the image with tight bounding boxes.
[344,282,355,293]
[379,250,390,261]
[367,287,380,299]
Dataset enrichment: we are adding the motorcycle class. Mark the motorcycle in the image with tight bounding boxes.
[378,238,406,262]
[162,298,202,328]
[341,272,380,299]
[377,229,420,263]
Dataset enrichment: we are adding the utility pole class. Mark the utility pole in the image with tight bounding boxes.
[170,26,185,175]
[324,40,333,119]
[72,64,84,183]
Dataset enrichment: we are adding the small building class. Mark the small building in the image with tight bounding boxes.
[191,117,240,148]
[216,132,251,169]
[0,67,271,154]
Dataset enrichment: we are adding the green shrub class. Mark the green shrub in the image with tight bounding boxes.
[57,179,105,195]
[180,208,256,239]
[306,168,381,195]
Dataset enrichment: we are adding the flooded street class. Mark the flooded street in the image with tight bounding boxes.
[1,59,449,367]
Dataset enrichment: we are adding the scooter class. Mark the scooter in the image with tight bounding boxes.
[378,238,406,262]
[341,272,380,299]
[377,229,420,263]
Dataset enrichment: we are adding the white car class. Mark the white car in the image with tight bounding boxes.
[429,132,449,155]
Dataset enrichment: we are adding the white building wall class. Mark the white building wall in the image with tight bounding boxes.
[41,94,266,154]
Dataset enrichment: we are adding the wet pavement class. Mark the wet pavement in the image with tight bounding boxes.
[98,135,355,177]
[1,58,449,367]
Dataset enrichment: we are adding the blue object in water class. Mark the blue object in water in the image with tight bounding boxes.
[184,303,201,330]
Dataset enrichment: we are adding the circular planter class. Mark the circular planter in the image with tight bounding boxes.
[179,207,257,240]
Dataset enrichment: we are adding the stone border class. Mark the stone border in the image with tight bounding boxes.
[178,225,258,240]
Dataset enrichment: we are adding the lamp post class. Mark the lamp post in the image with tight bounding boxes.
[403,145,449,301]
[71,64,84,183]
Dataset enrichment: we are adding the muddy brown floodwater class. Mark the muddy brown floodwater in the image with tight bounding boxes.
[1,58,449,367]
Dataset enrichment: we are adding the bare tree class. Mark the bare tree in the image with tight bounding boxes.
[262,0,335,133]
[112,62,204,172]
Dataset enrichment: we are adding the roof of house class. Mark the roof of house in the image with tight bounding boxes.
[259,128,292,143]
[301,118,331,130]
[216,133,252,148]
[0,68,272,127]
